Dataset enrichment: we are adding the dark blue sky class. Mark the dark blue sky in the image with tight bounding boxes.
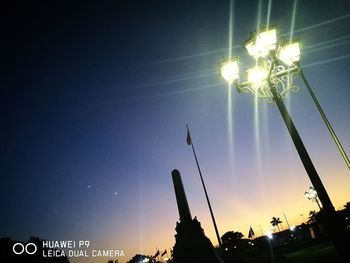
[1,1,350,262]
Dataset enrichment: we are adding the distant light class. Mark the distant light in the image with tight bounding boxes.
[266,230,273,239]
[304,186,318,199]
[225,247,228,251]
[220,59,239,83]
[247,66,268,86]
[278,41,300,66]
[289,225,296,231]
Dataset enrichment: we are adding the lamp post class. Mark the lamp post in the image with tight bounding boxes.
[219,25,349,260]
[221,30,350,171]
[304,186,322,210]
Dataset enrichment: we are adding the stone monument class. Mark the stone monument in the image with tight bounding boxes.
[171,169,222,263]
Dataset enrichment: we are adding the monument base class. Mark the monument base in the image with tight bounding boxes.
[173,217,222,263]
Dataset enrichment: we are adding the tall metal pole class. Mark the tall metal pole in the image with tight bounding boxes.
[283,212,290,228]
[186,125,222,247]
[270,88,334,212]
[299,67,350,170]
[270,87,349,260]
[315,197,322,210]
[258,225,264,237]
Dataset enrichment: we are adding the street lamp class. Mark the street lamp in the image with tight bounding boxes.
[220,28,350,170]
[219,28,300,103]
[304,186,322,210]
[265,230,273,240]
[219,25,349,259]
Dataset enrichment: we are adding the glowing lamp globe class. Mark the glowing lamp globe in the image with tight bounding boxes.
[278,41,300,66]
[220,59,239,83]
[245,28,277,58]
[255,28,277,57]
[247,66,268,86]
[304,186,318,199]
[245,39,259,59]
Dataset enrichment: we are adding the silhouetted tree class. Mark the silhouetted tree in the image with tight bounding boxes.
[307,210,318,225]
[308,209,326,225]
[221,231,244,250]
[342,201,350,229]
[127,254,153,263]
[221,231,244,244]
[221,231,244,263]
[306,209,328,237]
[270,217,282,231]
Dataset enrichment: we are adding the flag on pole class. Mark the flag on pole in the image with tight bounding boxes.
[161,249,167,256]
[248,226,255,239]
[186,126,192,145]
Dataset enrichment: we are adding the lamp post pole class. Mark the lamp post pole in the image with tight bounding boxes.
[261,57,334,214]
[298,67,350,170]
[268,67,349,262]
[270,86,333,211]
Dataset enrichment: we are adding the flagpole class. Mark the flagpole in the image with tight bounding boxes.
[283,212,290,229]
[186,125,222,247]
[258,225,263,237]
[248,226,255,239]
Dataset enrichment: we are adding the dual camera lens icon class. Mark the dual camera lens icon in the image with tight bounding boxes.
[12,243,37,255]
